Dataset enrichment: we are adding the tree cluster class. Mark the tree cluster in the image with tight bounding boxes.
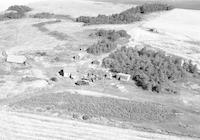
[121,3,173,15]
[76,3,173,25]
[7,5,32,13]
[87,29,131,55]
[76,14,141,25]
[87,39,117,55]
[102,47,198,93]
[0,5,32,21]
[0,12,24,20]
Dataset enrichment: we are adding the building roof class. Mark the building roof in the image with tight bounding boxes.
[6,55,26,64]
[117,73,131,77]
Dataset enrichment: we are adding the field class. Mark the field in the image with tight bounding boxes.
[0,0,200,139]
[128,9,200,69]
[2,108,194,140]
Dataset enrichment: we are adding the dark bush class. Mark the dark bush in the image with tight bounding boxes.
[1,12,24,20]
[7,5,32,13]
[82,114,90,120]
[50,77,57,82]
[87,39,117,55]
[32,12,54,19]
[117,30,130,37]
[93,29,131,42]
[76,3,173,25]
[102,47,196,93]
[32,12,74,20]
[35,52,47,56]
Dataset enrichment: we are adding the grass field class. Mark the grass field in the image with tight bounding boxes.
[8,91,200,138]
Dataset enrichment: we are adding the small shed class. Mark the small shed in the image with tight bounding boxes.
[0,50,7,61]
[6,55,26,64]
[147,28,158,33]
[72,53,85,61]
[116,73,131,82]
[72,55,80,61]
[104,72,112,80]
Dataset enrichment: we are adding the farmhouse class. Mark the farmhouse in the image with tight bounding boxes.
[116,73,131,82]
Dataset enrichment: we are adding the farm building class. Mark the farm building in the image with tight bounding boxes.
[58,67,78,80]
[116,73,131,82]
[6,54,26,64]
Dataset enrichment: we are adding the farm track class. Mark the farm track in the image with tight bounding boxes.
[0,109,195,140]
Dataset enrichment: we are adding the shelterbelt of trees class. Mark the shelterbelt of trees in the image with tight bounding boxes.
[76,3,173,25]
[102,47,198,94]
[87,29,131,55]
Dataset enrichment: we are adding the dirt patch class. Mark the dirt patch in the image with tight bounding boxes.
[48,31,70,41]
[9,92,176,123]
[33,20,72,41]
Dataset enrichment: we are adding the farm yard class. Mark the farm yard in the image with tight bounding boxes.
[0,0,200,140]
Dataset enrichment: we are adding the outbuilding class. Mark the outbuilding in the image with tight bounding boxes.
[72,53,85,61]
[6,55,26,64]
[116,73,131,82]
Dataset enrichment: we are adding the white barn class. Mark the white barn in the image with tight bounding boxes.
[116,73,131,82]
